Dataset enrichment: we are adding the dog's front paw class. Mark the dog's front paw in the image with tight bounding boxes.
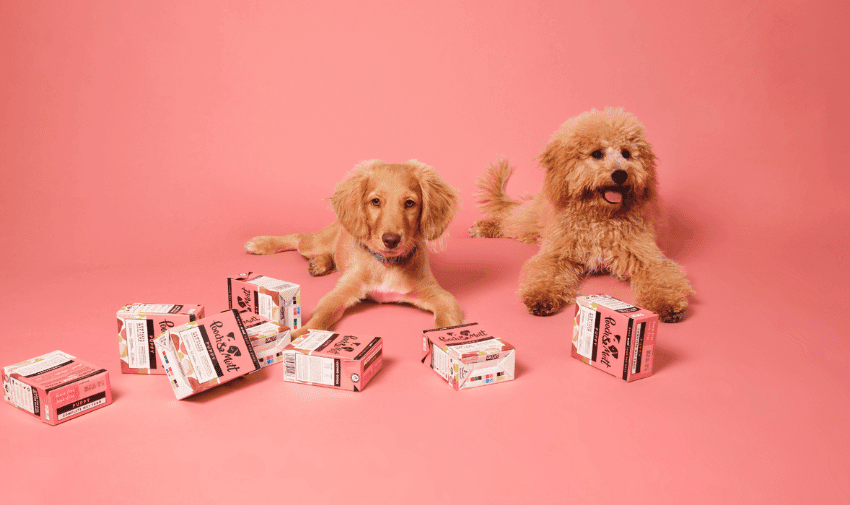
[244,236,277,255]
[522,291,570,317]
[639,296,688,323]
[308,256,335,277]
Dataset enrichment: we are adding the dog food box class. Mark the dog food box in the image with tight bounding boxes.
[236,311,292,368]
[421,323,516,390]
[572,294,659,382]
[2,351,112,426]
[154,309,261,400]
[117,303,205,375]
[282,330,383,392]
[228,273,301,329]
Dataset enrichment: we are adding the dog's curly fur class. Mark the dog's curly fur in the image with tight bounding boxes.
[470,108,693,322]
[245,160,464,337]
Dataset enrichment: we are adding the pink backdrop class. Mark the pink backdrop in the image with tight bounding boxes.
[1,1,848,503]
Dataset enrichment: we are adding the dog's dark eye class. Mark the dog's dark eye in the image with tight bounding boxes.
[621,149,631,159]
[371,198,380,207]
[404,199,416,208]
[591,150,604,159]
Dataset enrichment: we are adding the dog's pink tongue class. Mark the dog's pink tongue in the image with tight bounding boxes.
[604,190,623,203]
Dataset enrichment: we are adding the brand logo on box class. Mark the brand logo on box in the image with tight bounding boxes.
[438,328,487,342]
[209,320,242,372]
[600,316,621,368]
[237,287,252,309]
[327,335,360,354]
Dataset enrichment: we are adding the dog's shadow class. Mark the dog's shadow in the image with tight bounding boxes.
[428,238,536,297]
[655,202,704,261]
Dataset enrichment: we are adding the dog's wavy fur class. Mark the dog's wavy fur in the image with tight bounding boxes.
[246,160,464,336]
[470,108,693,322]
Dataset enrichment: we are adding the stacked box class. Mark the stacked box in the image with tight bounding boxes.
[282,330,382,392]
[117,303,205,374]
[154,310,261,399]
[237,311,292,368]
[571,294,659,382]
[227,273,301,329]
[2,351,112,426]
[422,323,515,390]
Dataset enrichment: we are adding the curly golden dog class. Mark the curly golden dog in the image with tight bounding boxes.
[470,108,693,322]
[245,160,464,336]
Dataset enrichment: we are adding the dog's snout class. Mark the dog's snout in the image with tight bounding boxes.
[382,233,401,249]
[611,169,628,185]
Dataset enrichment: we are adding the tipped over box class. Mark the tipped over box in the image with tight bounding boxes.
[154,310,260,399]
[227,273,301,330]
[2,351,112,425]
[422,323,515,390]
[117,303,205,374]
[282,330,383,392]
[572,295,658,382]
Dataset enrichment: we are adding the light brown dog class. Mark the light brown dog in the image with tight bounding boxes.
[469,108,693,322]
[245,160,464,336]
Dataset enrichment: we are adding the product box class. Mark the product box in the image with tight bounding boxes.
[228,273,301,330]
[2,351,112,426]
[571,294,659,382]
[237,311,292,368]
[282,330,382,392]
[117,303,205,375]
[421,323,515,390]
[154,309,261,400]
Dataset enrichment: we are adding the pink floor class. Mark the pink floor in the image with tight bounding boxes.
[1,1,848,503]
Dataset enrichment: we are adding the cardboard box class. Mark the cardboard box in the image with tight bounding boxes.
[237,311,291,368]
[2,351,112,426]
[571,294,658,382]
[282,330,382,392]
[154,309,261,399]
[227,273,301,329]
[422,323,515,390]
[117,303,205,374]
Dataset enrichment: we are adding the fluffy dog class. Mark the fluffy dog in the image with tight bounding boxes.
[469,108,693,322]
[245,160,464,336]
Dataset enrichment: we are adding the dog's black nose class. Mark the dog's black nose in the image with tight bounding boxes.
[382,233,401,249]
[611,169,628,185]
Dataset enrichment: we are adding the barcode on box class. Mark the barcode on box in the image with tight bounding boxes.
[284,352,296,381]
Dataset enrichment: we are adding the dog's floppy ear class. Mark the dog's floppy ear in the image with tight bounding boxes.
[331,160,380,238]
[409,160,460,241]
[538,137,579,205]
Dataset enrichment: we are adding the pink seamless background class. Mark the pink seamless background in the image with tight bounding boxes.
[1,1,848,503]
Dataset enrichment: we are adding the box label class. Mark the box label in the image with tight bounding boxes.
[125,319,152,369]
[7,376,39,415]
[56,391,108,421]
[284,351,339,386]
[179,326,221,384]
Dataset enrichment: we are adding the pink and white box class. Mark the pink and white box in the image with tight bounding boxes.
[2,351,112,425]
[422,323,516,390]
[117,303,205,375]
[281,330,383,392]
[227,273,301,329]
[572,294,659,382]
[154,310,261,399]
[237,311,292,368]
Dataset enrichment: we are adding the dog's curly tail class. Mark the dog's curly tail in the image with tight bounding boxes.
[475,157,521,217]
